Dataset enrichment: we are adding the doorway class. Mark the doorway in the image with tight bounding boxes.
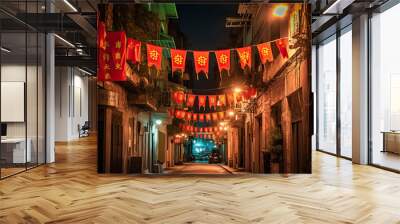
[110,110,123,173]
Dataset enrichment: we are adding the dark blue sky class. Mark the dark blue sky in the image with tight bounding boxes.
[176,4,237,51]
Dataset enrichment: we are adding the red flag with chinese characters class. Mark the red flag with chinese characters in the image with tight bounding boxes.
[218,112,225,120]
[108,31,127,81]
[98,21,107,50]
[276,38,289,58]
[170,49,187,73]
[187,94,196,107]
[146,44,163,70]
[199,114,205,122]
[193,113,198,121]
[98,49,111,81]
[227,92,235,106]
[198,95,207,108]
[218,94,226,106]
[193,51,209,78]
[212,113,218,121]
[186,112,192,121]
[127,38,141,63]
[257,42,273,64]
[205,114,211,121]
[180,111,186,119]
[215,49,230,73]
[236,46,252,70]
[208,95,217,108]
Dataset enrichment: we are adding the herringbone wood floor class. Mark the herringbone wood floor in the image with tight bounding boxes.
[1,136,400,223]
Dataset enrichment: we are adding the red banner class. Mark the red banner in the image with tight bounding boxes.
[198,95,207,108]
[147,44,163,70]
[276,38,289,58]
[227,92,235,106]
[193,113,198,121]
[127,38,141,64]
[218,94,226,106]
[98,49,111,81]
[257,42,273,64]
[215,49,230,73]
[208,95,217,108]
[199,114,205,122]
[186,112,192,121]
[218,112,225,120]
[98,21,107,50]
[193,51,209,78]
[173,91,185,105]
[212,113,218,121]
[187,94,196,107]
[236,46,251,70]
[170,49,187,73]
[205,114,212,121]
[108,31,127,81]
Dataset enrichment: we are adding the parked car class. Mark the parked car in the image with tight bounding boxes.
[208,150,222,164]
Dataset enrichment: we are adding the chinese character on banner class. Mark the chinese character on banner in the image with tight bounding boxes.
[236,46,252,70]
[97,21,107,51]
[215,49,231,73]
[218,94,226,106]
[199,114,205,122]
[98,49,111,81]
[212,113,218,121]
[146,44,163,70]
[208,95,217,108]
[257,42,273,64]
[127,38,141,64]
[170,49,187,73]
[193,51,209,79]
[108,31,127,81]
[187,94,196,107]
[276,38,289,58]
[198,95,207,108]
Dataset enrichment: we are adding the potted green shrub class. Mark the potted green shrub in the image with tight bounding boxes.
[270,128,283,173]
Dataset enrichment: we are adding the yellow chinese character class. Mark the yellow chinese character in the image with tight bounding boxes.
[197,56,207,66]
[150,50,159,61]
[115,63,121,70]
[219,54,228,64]
[103,53,110,62]
[174,54,184,65]
[262,47,270,56]
[116,40,121,49]
[240,52,249,63]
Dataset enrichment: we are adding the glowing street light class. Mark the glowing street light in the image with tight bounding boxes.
[233,87,242,93]
[273,4,288,17]
[155,119,162,125]
[228,111,235,117]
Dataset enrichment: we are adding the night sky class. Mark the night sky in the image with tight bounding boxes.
[176,4,238,50]
[175,4,238,93]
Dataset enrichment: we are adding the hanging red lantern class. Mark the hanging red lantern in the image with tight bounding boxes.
[173,91,185,105]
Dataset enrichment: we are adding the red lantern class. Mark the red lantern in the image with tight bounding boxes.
[173,91,185,105]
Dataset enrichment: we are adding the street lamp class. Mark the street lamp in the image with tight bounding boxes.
[155,119,162,125]
[273,4,288,17]
[233,87,242,93]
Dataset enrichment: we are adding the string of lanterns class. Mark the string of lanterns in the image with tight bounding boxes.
[97,21,289,81]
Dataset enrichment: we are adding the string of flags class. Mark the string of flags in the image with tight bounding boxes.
[172,109,228,121]
[97,21,289,81]
[179,124,228,133]
[172,88,257,108]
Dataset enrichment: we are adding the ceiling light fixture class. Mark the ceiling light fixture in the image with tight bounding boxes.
[54,34,75,48]
[1,47,11,53]
[273,4,288,17]
[63,0,78,12]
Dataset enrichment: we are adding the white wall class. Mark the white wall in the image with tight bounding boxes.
[54,67,89,141]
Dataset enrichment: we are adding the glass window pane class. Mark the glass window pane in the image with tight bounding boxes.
[340,28,352,158]
[371,4,400,171]
[317,36,337,154]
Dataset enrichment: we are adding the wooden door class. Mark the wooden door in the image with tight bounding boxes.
[110,110,123,173]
